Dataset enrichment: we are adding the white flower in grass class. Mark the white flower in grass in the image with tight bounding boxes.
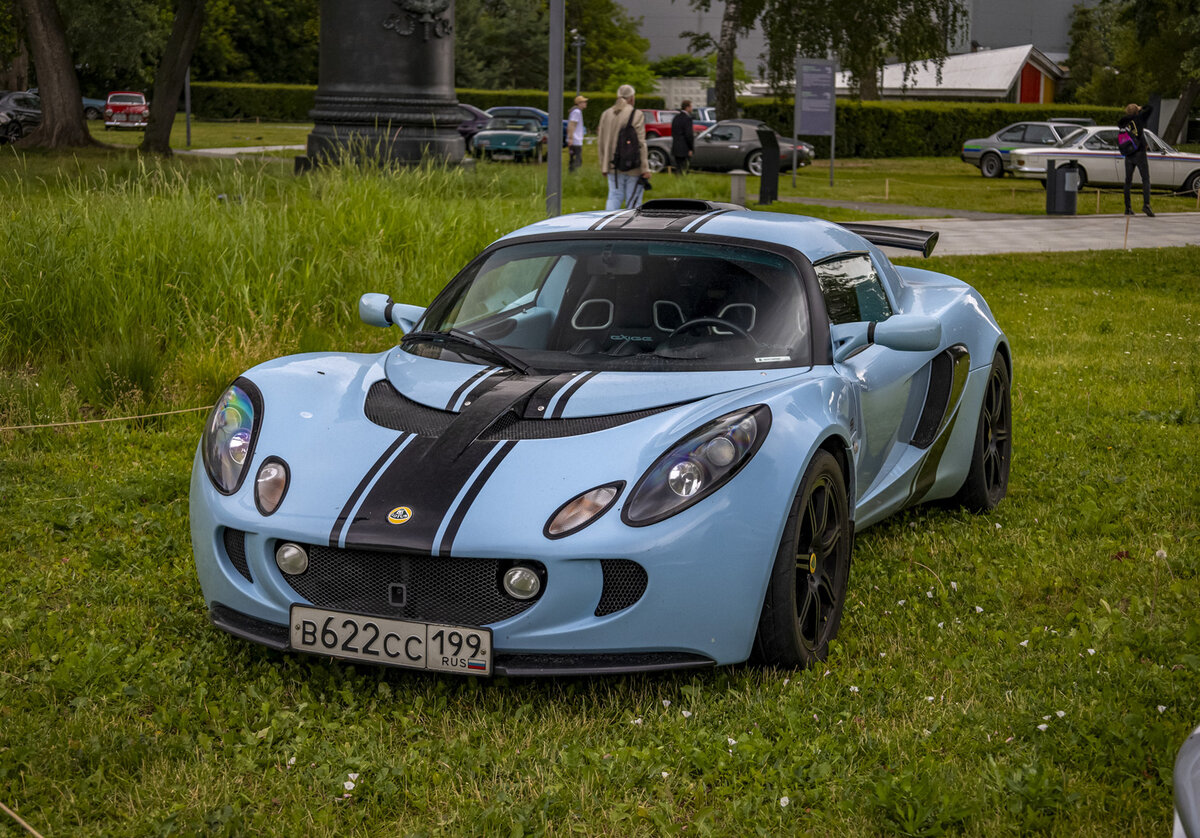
[975,605,984,613]
[662,771,670,779]
[1156,549,1168,559]
[728,737,738,746]
[995,523,1001,529]
[1019,640,1029,647]
[926,696,934,702]
[783,678,790,686]
[287,757,296,767]
[662,699,671,708]
[780,796,790,808]
[897,599,906,606]
[1158,705,1167,714]
[1056,711,1066,718]
[951,581,957,592]
[1043,715,1052,720]
[348,773,359,781]
[850,686,859,693]
[681,710,693,718]
[632,717,643,725]
[926,590,933,598]
[344,780,355,791]
[1087,648,1096,655]
[1037,724,1048,732]
[938,622,944,629]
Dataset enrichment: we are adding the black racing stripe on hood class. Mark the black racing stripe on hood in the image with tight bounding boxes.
[344,376,550,552]
[549,371,598,419]
[437,440,518,557]
[523,372,582,419]
[446,366,498,410]
[329,432,411,547]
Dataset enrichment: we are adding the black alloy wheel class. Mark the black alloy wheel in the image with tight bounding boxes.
[980,153,1003,178]
[952,354,1012,512]
[753,450,852,667]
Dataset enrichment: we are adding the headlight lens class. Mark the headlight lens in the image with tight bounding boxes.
[622,406,771,526]
[202,380,261,495]
[255,457,290,515]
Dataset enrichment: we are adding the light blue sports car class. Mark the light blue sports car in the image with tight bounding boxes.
[191,199,1011,676]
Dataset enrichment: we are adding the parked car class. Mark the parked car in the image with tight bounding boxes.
[190,197,1011,677]
[639,109,706,139]
[486,105,568,144]
[456,103,491,145]
[961,120,1092,178]
[647,119,813,176]
[26,87,105,120]
[1009,125,1200,194]
[103,91,149,130]
[470,117,547,162]
[0,90,42,141]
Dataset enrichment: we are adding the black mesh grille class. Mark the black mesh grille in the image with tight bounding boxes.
[595,559,647,616]
[281,544,544,625]
[363,379,676,439]
[223,528,252,582]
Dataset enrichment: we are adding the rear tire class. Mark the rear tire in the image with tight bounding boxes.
[1183,170,1200,196]
[753,450,852,668]
[952,354,1012,512]
[746,150,764,176]
[646,147,669,173]
[980,153,1003,178]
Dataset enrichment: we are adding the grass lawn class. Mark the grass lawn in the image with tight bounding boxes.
[86,118,310,150]
[0,151,1197,836]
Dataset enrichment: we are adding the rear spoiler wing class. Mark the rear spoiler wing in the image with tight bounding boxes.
[838,223,939,259]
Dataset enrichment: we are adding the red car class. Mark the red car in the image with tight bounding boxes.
[104,92,149,130]
[640,109,706,138]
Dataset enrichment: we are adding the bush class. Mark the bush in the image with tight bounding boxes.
[189,82,664,131]
[740,99,1122,157]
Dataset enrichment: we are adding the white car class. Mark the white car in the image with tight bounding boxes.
[1010,126,1200,195]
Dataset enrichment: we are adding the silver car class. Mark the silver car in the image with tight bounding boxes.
[646,119,812,176]
[1010,126,1200,194]
[961,121,1087,178]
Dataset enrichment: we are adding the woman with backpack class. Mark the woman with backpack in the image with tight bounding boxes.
[596,84,651,210]
[1118,103,1155,217]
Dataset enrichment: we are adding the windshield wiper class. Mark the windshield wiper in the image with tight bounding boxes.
[402,329,535,375]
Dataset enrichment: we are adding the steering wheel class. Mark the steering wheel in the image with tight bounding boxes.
[665,316,757,343]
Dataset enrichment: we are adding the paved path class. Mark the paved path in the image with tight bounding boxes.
[779,195,1024,220]
[869,212,1199,257]
[179,144,304,157]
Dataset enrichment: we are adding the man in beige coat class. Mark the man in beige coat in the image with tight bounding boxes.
[596,84,651,209]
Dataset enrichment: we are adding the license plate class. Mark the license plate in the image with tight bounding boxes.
[289,605,492,675]
[492,152,514,160]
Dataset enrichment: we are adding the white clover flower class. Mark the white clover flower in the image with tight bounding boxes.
[728,737,738,746]
[1056,711,1065,718]
[287,757,296,767]
[662,699,671,708]
[632,717,643,725]
[662,771,670,779]
[1019,640,1029,647]
[850,686,859,693]
[1037,724,1048,732]
[1158,705,1167,714]
[1156,549,1167,559]
[681,710,693,718]
[975,606,984,613]
[344,780,355,791]
[780,796,790,808]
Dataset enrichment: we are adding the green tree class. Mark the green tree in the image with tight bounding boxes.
[599,56,656,94]
[59,0,172,93]
[650,52,707,77]
[192,0,318,83]
[680,0,764,119]
[1061,1,1115,102]
[758,0,968,100]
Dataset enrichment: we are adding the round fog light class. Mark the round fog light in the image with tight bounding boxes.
[275,542,308,575]
[502,566,541,600]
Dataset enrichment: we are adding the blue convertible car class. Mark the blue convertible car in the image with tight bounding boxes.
[191,199,1011,676]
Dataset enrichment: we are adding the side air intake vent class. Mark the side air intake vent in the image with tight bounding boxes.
[595,559,648,616]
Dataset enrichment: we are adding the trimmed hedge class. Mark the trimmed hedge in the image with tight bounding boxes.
[188,82,1122,157]
[189,82,664,131]
[741,100,1124,158]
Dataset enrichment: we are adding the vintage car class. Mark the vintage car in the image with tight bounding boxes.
[0,90,42,141]
[1009,125,1200,195]
[961,120,1093,178]
[486,105,568,144]
[191,198,1011,677]
[470,117,548,162]
[456,103,491,145]
[103,91,149,130]
[647,119,813,176]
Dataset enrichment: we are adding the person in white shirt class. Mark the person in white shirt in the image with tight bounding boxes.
[567,95,587,172]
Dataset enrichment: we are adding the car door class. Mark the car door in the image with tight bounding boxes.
[1142,132,1176,188]
[694,123,742,169]
[815,253,936,503]
[1080,130,1121,185]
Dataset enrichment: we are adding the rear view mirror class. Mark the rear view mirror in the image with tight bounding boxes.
[359,293,425,334]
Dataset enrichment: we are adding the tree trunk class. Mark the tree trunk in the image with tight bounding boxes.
[1164,77,1200,145]
[15,0,95,148]
[141,0,206,156]
[858,60,880,100]
[714,0,741,121]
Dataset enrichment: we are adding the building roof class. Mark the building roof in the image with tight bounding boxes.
[835,44,1064,99]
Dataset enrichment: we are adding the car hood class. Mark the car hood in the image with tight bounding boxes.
[383,348,810,416]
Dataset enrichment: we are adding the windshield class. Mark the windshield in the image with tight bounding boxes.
[409,239,812,372]
[1055,128,1086,146]
[109,94,144,104]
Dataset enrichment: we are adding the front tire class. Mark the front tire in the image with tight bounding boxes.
[980,153,1003,178]
[1183,170,1200,196]
[746,150,764,176]
[952,354,1012,512]
[84,106,101,120]
[753,450,852,667]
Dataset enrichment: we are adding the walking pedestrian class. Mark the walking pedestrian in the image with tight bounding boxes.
[1118,102,1155,217]
[671,100,695,174]
[567,95,587,172]
[596,84,650,210]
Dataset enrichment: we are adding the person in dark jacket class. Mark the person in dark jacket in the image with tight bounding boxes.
[670,100,695,174]
[1119,103,1155,217]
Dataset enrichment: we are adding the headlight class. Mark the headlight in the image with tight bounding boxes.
[545,482,624,539]
[201,379,262,495]
[622,406,771,526]
[255,457,290,515]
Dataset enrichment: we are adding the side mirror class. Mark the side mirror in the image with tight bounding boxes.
[358,293,425,334]
[830,314,942,363]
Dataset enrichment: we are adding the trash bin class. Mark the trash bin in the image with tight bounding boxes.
[756,127,780,205]
[1045,159,1078,215]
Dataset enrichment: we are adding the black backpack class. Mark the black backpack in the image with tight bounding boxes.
[612,107,640,171]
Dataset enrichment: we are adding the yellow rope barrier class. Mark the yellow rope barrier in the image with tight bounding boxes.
[0,405,209,433]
